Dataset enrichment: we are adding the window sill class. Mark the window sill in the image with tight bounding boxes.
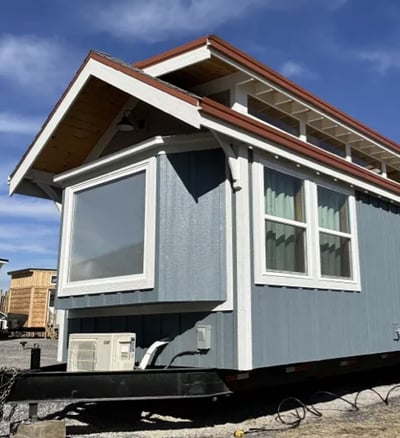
[255,272,361,292]
[58,274,154,297]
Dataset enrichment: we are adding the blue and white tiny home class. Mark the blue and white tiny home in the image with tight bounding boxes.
[9,36,400,373]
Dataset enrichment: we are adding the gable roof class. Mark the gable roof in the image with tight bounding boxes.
[9,50,201,195]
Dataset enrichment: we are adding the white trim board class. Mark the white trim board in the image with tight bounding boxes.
[10,57,201,196]
[140,46,211,77]
[235,145,253,370]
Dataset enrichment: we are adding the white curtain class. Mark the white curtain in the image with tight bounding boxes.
[265,168,305,273]
[317,187,351,278]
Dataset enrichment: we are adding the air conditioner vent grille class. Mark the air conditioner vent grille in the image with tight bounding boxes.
[67,333,136,372]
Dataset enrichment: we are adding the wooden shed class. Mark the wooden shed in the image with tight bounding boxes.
[7,268,57,332]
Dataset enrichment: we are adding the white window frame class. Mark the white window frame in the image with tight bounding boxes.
[253,153,361,291]
[58,157,156,297]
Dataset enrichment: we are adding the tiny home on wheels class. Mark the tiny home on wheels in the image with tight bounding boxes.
[8,36,400,375]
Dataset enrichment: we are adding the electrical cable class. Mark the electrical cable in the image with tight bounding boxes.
[233,383,400,436]
[164,350,201,369]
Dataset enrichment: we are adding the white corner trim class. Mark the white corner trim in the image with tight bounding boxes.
[200,114,400,205]
[58,157,156,297]
[10,57,201,196]
[212,177,234,312]
[56,310,66,362]
[235,145,253,370]
[141,46,211,77]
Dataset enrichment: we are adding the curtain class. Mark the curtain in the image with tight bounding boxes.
[317,186,351,278]
[264,168,305,273]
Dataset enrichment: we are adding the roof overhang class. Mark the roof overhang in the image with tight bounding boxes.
[9,51,201,196]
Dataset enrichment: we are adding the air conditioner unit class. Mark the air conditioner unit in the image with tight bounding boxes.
[67,332,136,372]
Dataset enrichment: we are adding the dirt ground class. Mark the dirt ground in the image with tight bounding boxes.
[273,399,400,438]
[2,338,400,437]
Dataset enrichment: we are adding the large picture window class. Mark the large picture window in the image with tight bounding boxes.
[253,156,360,290]
[58,158,156,296]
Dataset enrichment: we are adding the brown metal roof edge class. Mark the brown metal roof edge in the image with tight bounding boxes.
[10,50,200,182]
[134,35,211,69]
[201,97,400,197]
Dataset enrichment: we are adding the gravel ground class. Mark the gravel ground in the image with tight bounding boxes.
[1,338,400,437]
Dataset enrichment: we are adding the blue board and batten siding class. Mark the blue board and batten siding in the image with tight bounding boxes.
[251,192,400,369]
[59,147,237,368]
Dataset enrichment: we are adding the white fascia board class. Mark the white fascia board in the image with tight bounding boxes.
[200,114,400,204]
[210,49,400,162]
[89,59,201,128]
[10,57,201,196]
[141,46,211,77]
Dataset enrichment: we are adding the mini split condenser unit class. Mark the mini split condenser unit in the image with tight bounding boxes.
[67,332,136,372]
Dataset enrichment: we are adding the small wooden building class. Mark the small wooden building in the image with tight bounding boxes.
[7,268,57,330]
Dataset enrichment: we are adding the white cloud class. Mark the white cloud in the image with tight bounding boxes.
[86,0,265,42]
[280,60,314,79]
[0,34,73,92]
[0,112,43,135]
[0,195,60,221]
[357,49,400,75]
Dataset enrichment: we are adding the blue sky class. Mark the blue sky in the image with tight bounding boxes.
[1,0,400,290]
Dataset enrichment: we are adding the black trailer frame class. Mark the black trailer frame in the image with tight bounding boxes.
[5,366,232,404]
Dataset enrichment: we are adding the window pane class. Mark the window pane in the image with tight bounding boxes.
[320,232,351,278]
[69,171,146,282]
[307,128,346,158]
[265,168,304,221]
[248,96,300,136]
[318,186,349,232]
[266,221,306,273]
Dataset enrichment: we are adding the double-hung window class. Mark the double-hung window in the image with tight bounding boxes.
[253,156,360,290]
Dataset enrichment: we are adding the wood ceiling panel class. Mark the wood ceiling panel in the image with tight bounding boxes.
[33,77,129,173]
[162,57,237,88]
